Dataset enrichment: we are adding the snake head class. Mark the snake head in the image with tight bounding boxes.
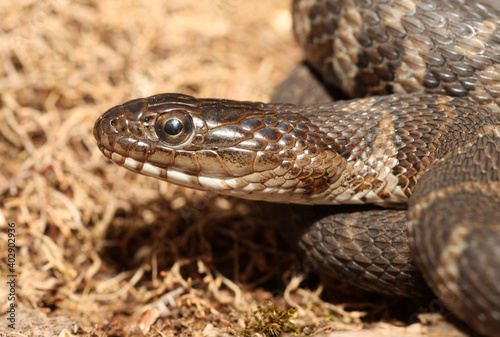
[94,93,345,203]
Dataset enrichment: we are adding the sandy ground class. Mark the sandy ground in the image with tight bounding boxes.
[0,0,496,336]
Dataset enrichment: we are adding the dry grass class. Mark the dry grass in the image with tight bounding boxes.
[0,0,485,336]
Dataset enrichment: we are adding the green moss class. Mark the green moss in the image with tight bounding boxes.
[241,301,307,337]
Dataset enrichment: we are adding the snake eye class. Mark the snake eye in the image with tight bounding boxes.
[155,110,194,146]
[164,118,183,135]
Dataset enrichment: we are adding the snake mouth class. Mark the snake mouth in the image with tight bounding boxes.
[93,108,244,183]
[100,148,310,203]
[105,150,234,190]
[94,112,293,198]
[93,114,232,192]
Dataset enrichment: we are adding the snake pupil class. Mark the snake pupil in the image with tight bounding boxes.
[164,118,183,136]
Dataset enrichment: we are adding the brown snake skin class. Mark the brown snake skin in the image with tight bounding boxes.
[94,0,500,336]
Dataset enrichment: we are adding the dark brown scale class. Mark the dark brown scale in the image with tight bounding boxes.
[204,126,252,147]
[431,68,457,82]
[128,141,150,162]
[449,62,475,77]
[401,16,426,33]
[427,28,455,45]
[377,44,400,59]
[113,137,135,156]
[419,11,446,28]
[264,143,282,154]
[384,22,407,39]
[277,148,296,161]
[449,21,476,39]
[239,119,265,131]
[437,45,465,61]
[487,86,500,98]
[277,134,296,148]
[276,122,293,133]
[254,127,282,143]
[366,25,389,43]
[263,116,279,127]
[459,77,477,91]
[465,54,493,69]
[422,73,440,88]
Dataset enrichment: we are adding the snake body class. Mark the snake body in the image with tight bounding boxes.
[94,0,500,335]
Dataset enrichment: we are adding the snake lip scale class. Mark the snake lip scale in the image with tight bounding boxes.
[94,1,500,336]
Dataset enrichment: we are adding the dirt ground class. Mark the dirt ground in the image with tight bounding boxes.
[0,0,495,336]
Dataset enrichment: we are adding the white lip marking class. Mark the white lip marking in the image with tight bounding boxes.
[141,162,164,177]
[242,183,263,192]
[262,187,279,194]
[166,168,198,186]
[224,178,247,189]
[111,152,125,163]
[198,175,231,190]
[114,154,231,191]
[124,157,140,170]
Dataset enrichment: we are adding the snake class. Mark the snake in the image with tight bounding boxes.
[93,0,500,336]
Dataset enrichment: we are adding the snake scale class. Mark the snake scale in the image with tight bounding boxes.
[94,0,500,335]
